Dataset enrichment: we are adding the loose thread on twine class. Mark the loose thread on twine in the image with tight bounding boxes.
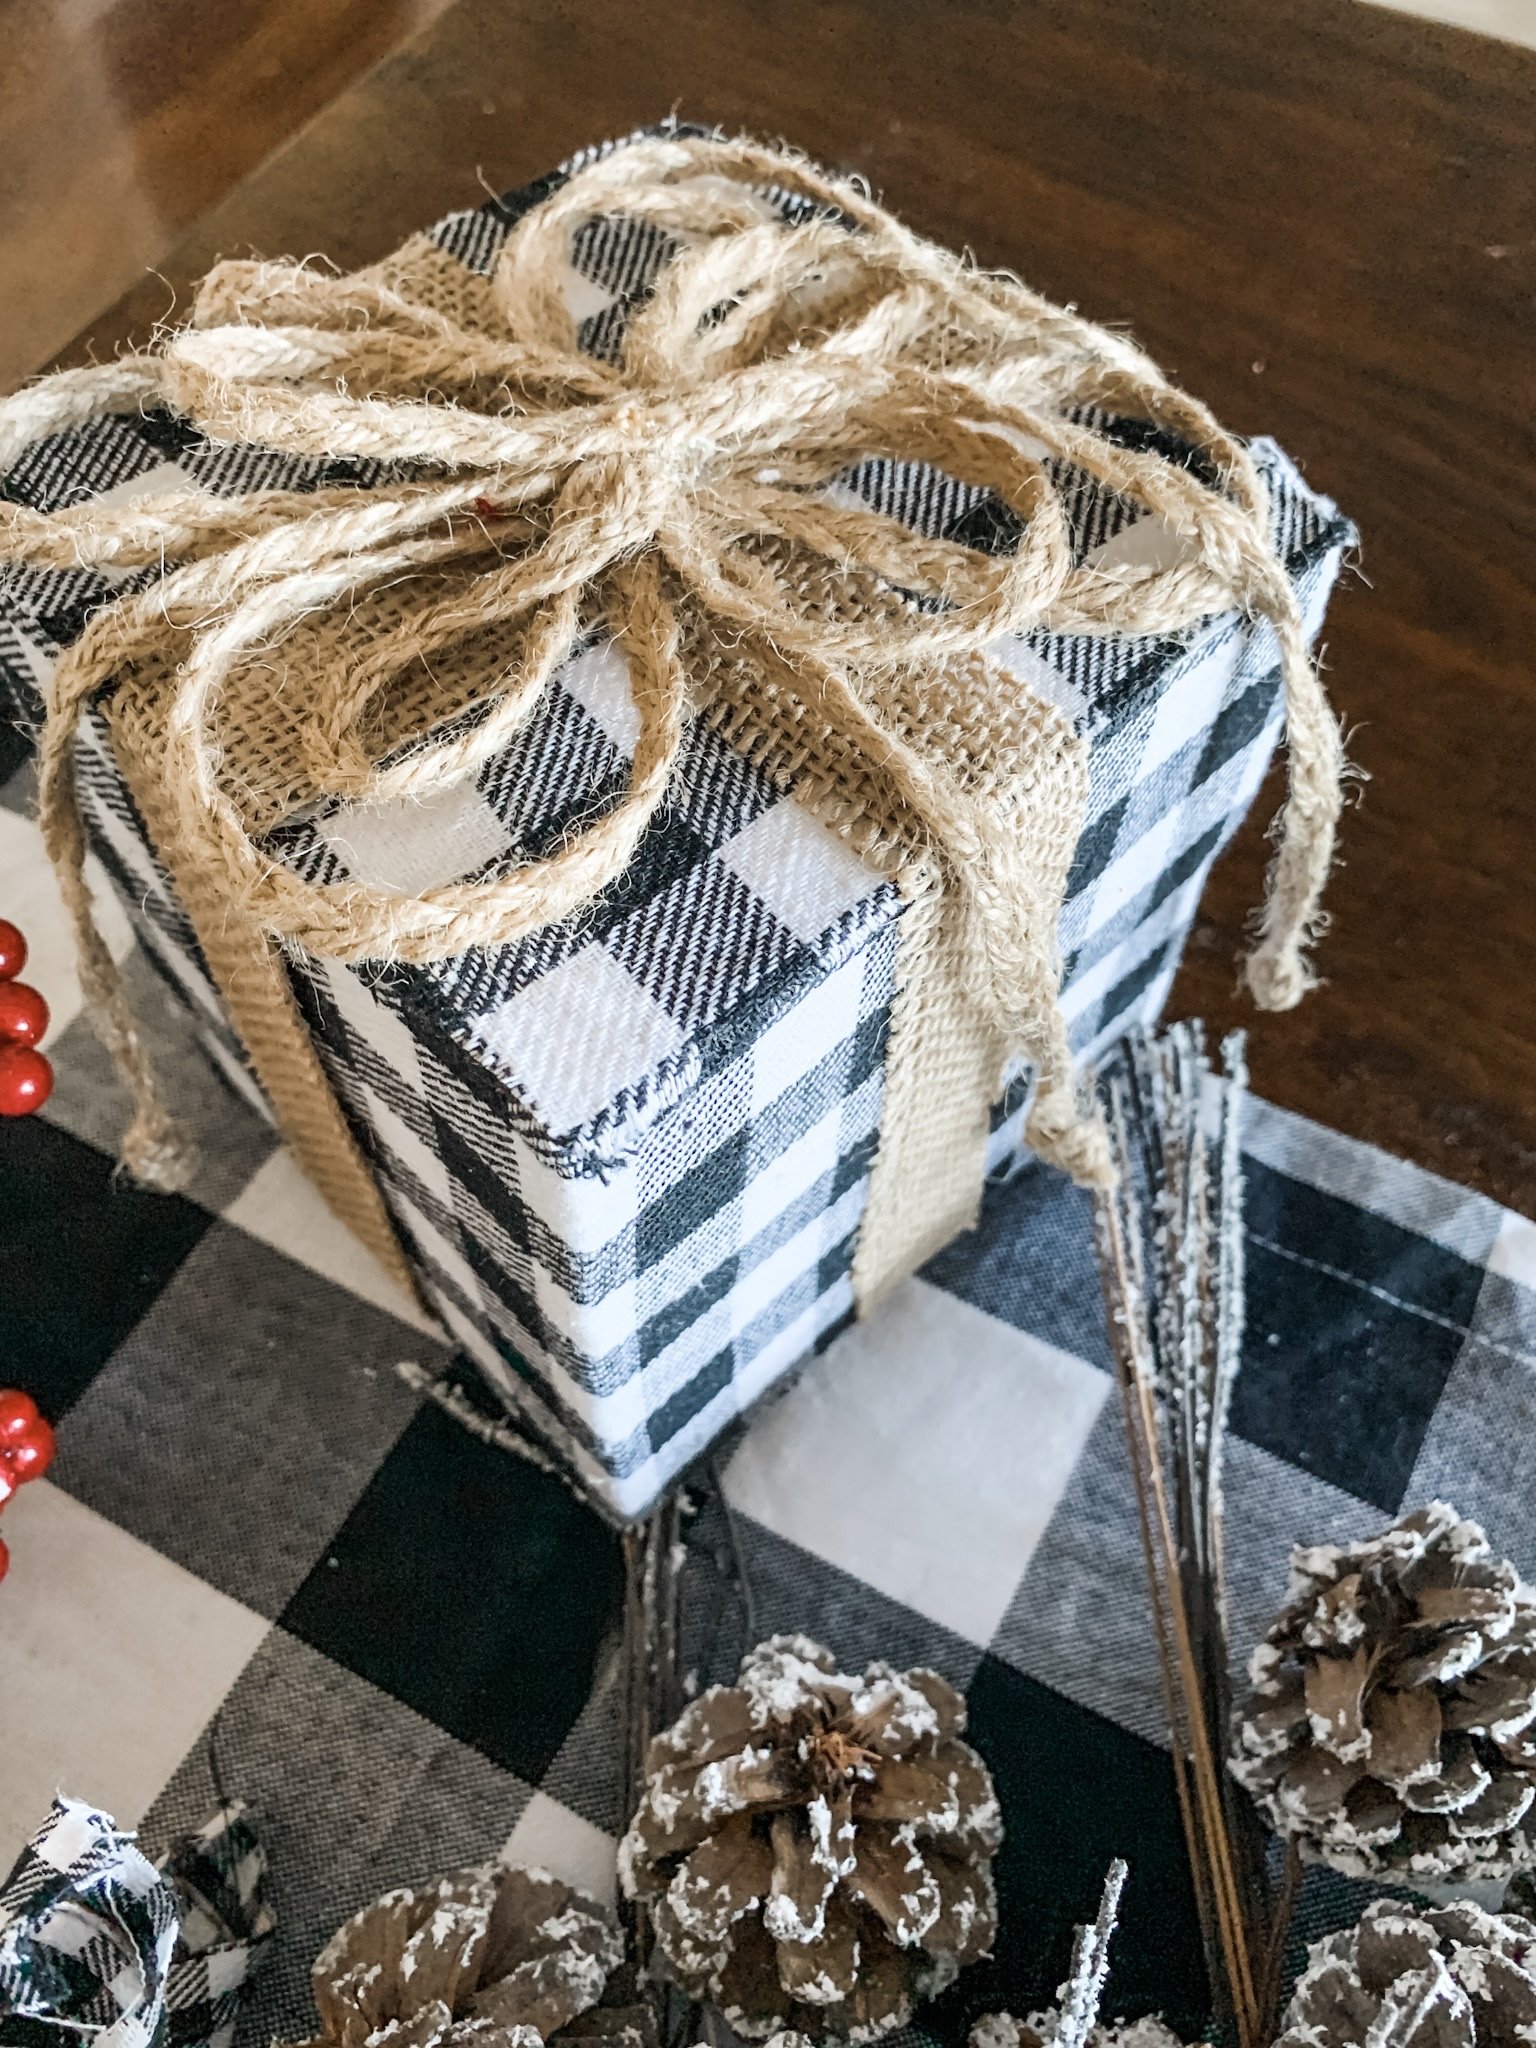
[0,131,1344,1233]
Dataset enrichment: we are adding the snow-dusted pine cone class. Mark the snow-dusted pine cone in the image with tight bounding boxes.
[972,2013,1184,2048]
[1231,1503,1536,1880]
[1277,1898,1536,2048]
[620,1635,1001,2042]
[301,1862,625,2048]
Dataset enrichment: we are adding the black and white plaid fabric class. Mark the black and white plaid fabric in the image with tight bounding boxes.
[0,1801,272,2048]
[156,1806,273,2048]
[0,134,1353,1518]
[5,713,1536,2045]
[0,1801,182,2048]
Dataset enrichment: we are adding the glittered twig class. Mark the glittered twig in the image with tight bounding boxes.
[1052,1860,1130,2048]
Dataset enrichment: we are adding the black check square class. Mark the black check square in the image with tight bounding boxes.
[1234,1158,1483,1509]
[3,415,168,512]
[0,1115,215,1420]
[476,677,627,859]
[604,855,809,1034]
[670,715,779,844]
[946,1657,1208,2040]
[636,1127,750,1273]
[281,1402,625,1784]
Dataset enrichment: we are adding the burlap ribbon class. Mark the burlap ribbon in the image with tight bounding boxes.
[0,134,1344,1304]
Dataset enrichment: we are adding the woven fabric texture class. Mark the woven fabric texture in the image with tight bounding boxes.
[0,1801,181,2048]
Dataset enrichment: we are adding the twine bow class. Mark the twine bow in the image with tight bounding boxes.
[0,133,1343,1215]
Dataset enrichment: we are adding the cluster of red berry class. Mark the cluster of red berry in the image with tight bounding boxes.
[0,1390,55,1580]
[0,918,53,1116]
[0,921,58,1577]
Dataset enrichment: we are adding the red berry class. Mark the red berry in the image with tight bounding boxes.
[0,981,47,1048]
[0,1392,39,1443]
[0,1465,16,1512]
[2,1425,54,1485]
[0,1045,51,1115]
[0,1537,9,1581]
[0,921,24,982]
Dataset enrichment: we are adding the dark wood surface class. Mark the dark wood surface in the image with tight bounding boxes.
[30,0,1536,1210]
[0,1,455,390]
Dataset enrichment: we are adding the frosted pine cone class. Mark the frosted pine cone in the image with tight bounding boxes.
[619,1635,1001,2041]
[1277,1898,1536,2048]
[1231,1503,1536,1880]
[971,2013,1185,2048]
[301,1862,624,2048]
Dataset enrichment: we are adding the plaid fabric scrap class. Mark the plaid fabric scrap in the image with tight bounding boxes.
[0,1799,181,2048]
[0,134,1354,1517]
[157,1806,274,2048]
[0,1802,272,2048]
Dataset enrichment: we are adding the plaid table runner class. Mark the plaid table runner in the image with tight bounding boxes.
[3,731,1535,2048]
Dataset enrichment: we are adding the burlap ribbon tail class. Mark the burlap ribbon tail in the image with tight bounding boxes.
[0,134,1345,1312]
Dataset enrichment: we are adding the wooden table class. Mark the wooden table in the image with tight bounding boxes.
[41,0,1536,1210]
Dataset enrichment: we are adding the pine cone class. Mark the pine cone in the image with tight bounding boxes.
[1231,1503,1536,1880]
[1277,1898,1536,2048]
[619,1635,1001,2042]
[972,2013,1185,2048]
[302,1862,624,2048]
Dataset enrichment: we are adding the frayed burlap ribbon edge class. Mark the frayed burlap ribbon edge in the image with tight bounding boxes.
[0,133,1344,1319]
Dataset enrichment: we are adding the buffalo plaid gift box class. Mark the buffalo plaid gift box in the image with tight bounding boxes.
[0,136,1353,1520]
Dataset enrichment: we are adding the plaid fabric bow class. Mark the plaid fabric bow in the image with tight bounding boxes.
[0,1800,272,2048]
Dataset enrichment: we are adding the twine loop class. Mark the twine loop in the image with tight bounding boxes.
[0,132,1344,1200]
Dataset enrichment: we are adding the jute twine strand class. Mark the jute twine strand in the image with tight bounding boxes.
[0,134,1343,1233]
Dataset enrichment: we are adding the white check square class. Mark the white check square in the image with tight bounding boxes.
[725,1277,1108,1647]
[0,1484,269,1869]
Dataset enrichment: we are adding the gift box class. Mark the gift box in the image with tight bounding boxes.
[0,130,1352,1519]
